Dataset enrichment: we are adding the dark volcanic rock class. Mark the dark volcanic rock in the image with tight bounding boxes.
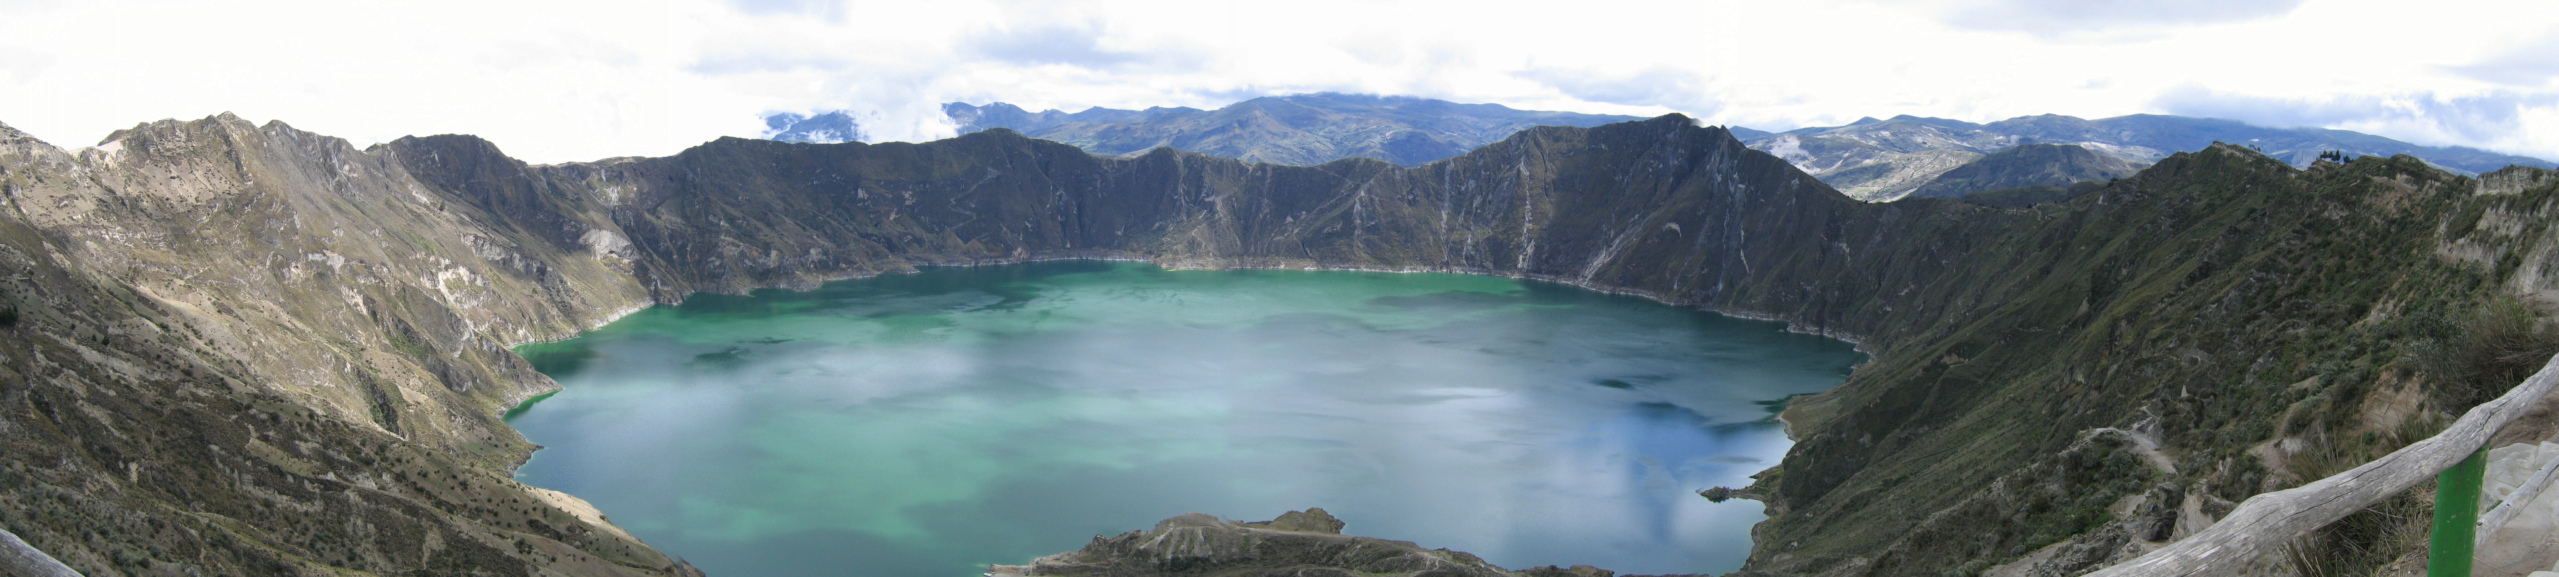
[1240,508,1348,534]
[988,510,1518,577]
[992,510,1713,577]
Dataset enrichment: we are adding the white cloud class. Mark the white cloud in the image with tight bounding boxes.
[1513,67,1719,117]
[2446,32,2559,87]
[1939,0,2306,41]
[0,0,2552,163]
[2156,86,2559,157]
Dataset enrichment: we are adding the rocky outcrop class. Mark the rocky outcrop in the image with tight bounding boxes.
[990,509,1674,577]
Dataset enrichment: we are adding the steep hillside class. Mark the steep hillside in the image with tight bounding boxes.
[0,116,688,575]
[1744,150,2537,577]
[1907,143,2144,201]
[1746,113,2554,201]
[937,93,1647,166]
[5,112,2558,577]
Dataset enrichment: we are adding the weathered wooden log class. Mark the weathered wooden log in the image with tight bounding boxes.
[0,528,81,577]
[2479,444,2559,547]
[2086,352,2559,577]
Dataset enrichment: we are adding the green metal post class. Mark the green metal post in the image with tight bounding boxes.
[2430,449,2486,577]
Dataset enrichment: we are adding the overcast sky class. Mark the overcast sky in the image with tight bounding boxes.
[4,0,2556,164]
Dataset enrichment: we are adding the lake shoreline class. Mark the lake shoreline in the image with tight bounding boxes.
[504,261,1862,577]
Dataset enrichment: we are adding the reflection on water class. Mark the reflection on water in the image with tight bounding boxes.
[507,262,1862,577]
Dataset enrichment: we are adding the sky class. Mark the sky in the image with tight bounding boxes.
[2,0,2556,164]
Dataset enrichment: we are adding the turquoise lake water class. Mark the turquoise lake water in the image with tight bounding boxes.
[506,261,1863,576]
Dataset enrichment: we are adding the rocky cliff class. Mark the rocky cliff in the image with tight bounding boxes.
[0,115,683,575]
[3,112,2556,576]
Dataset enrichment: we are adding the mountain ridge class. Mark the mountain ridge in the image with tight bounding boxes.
[771,93,1657,167]
[941,93,1654,167]
[770,95,2547,206]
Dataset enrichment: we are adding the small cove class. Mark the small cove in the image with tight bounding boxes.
[505,261,1864,576]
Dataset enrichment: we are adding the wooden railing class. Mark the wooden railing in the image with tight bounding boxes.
[2479,445,2559,545]
[2085,354,2559,577]
[0,528,80,577]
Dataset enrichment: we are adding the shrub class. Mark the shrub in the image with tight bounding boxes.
[2416,298,2559,411]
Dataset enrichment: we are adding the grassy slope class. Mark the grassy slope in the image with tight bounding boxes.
[1750,149,2525,575]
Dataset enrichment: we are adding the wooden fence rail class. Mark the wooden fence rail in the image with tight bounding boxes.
[2479,445,2559,547]
[0,527,81,577]
[2085,353,2559,577]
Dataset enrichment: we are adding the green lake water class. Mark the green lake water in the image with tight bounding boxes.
[506,261,1863,576]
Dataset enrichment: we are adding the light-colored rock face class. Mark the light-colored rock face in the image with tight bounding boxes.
[0,116,681,575]
[8,115,652,453]
[1834,149,1987,201]
[2483,165,2559,196]
[1740,120,2154,202]
[1742,119,2020,201]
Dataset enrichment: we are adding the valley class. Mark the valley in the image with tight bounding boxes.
[1,111,2555,576]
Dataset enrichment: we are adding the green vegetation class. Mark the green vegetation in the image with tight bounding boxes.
[2411,297,2559,411]
[1959,183,2093,208]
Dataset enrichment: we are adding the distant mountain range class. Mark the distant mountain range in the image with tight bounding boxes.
[1752,114,2557,200]
[941,93,1651,166]
[768,94,1648,167]
[761,96,2554,202]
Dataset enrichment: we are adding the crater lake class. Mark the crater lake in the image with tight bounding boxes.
[505,261,1863,576]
